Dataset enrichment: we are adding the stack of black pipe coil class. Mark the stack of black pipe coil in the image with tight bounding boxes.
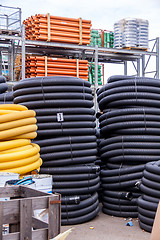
[0,76,13,104]
[0,76,8,94]
[13,76,100,225]
[138,161,160,232]
[0,92,14,104]
[97,75,160,218]
[95,129,105,202]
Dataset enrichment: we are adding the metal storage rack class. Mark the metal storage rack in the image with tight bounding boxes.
[0,6,159,110]
[19,24,159,111]
[0,5,21,81]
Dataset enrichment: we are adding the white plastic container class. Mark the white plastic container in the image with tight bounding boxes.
[31,174,52,194]
[0,172,19,187]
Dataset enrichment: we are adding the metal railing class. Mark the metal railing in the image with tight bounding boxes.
[0,5,21,31]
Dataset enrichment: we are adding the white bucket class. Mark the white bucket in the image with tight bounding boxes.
[0,172,19,188]
[31,174,52,194]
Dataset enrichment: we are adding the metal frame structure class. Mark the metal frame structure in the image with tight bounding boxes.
[0,22,159,111]
[0,5,21,81]
[0,5,21,31]
[0,24,158,80]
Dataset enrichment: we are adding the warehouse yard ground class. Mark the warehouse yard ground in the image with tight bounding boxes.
[62,207,150,240]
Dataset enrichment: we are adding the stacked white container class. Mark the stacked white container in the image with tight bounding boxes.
[114,18,149,49]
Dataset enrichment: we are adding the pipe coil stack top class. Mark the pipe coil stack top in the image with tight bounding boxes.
[13,76,100,225]
[97,75,160,218]
[138,161,160,232]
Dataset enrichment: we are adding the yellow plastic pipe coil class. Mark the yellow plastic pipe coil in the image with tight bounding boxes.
[0,104,42,175]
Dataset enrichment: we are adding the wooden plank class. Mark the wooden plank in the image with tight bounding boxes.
[150,201,160,240]
[3,200,19,224]
[3,229,48,240]
[122,46,148,51]
[0,187,20,198]
[20,186,49,198]
[0,202,3,240]
[32,196,48,210]
[2,196,49,224]
[2,232,20,240]
[20,198,32,240]
[32,217,48,230]
[32,228,48,240]
[48,194,61,238]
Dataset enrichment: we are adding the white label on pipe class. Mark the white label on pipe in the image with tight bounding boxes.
[57,113,64,122]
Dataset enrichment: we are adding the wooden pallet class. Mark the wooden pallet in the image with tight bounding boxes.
[0,29,21,36]
[0,186,61,240]
[122,46,148,51]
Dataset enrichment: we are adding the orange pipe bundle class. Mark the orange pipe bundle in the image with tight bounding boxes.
[23,14,91,45]
[25,56,89,81]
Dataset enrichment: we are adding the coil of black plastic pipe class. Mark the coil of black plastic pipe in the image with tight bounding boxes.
[0,76,8,95]
[97,75,160,219]
[0,91,14,104]
[138,160,160,232]
[13,76,99,225]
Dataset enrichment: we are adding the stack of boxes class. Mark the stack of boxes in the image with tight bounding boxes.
[88,63,103,85]
[103,31,114,48]
[89,29,114,48]
[89,30,102,47]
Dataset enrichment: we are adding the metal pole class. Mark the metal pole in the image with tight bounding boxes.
[8,47,11,81]
[142,55,145,77]
[19,8,22,32]
[21,24,25,79]
[137,59,140,77]
[94,45,98,119]
[0,51,2,75]
[10,40,14,81]
[124,61,127,75]
[156,37,159,79]
[6,15,9,30]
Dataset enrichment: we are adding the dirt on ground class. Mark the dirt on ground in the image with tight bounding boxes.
[61,209,150,240]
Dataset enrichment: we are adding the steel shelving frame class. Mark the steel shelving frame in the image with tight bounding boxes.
[0,24,159,111]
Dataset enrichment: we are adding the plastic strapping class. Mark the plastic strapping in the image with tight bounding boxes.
[3,92,7,103]
[76,59,79,78]
[118,162,123,215]
[87,164,91,190]
[69,136,73,163]
[41,77,45,103]
[79,17,82,45]
[121,135,125,161]
[47,13,50,41]
[60,121,63,133]
[64,196,69,224]
[82,81,85,100]
[143,107,147,131]
[45,56,47,76]
[134,77,138,101]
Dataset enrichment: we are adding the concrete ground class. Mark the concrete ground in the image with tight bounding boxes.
[61,207,150,240]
